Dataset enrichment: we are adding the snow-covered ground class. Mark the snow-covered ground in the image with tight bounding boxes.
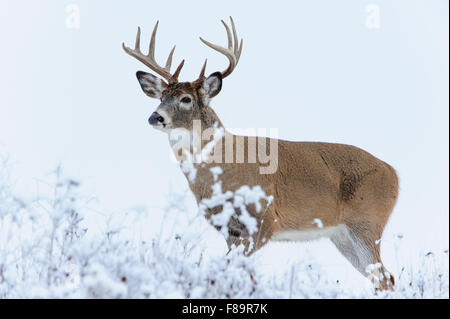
[0,160,447,299]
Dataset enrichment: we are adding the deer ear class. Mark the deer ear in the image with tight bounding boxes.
[136,71,167,99]
[202,72,222,99]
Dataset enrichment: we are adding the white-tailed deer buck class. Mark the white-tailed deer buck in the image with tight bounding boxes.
[123,18,398,290]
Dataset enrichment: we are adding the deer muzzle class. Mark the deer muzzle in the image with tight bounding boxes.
[148,112,165,126]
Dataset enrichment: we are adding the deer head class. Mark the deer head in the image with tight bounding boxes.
[123,17,243,133]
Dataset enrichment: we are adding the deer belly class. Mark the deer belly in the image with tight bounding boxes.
[272,225,343,242]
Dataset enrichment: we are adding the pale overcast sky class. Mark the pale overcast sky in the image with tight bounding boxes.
[0,0,448,285]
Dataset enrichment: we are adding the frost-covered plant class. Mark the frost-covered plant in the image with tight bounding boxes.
[0,161,448,298]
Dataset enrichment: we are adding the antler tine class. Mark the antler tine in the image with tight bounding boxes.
[135,27,141,51]
[165,45,176,71]
[238,38,243,61]
[192,59,208,86]
[199,59,208,79]
[199,17,243,79]
[123,21,184,83]
[230,17,243,61]
[169,60,185,84]
[148,21,158,60]
[221,19,233,51]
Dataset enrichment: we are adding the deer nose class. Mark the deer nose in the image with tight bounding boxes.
[148,112,164,125]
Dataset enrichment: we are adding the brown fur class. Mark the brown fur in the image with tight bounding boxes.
[182,134,398,290]
[133,75,399,289]
[128,41,398,291]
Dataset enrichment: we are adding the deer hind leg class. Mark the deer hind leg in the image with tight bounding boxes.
[330,224,394,291]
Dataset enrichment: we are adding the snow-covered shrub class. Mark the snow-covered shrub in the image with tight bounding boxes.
[0,160,448,298]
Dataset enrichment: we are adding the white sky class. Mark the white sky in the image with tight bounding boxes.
[0,0,448,287]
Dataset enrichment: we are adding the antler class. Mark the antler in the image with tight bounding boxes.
[199,17,243,79]
[122,21,184,84]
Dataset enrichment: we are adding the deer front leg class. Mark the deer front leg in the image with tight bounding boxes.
[206,192,274,256]
[220,215,253,255]
[225,236,252,256]
[224,209,274,256]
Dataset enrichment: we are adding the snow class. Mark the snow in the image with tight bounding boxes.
[0,161,448,299]
[313,218,323,229]
[180,150,197,182]
[210,166,223,182]
[199,123,225,163]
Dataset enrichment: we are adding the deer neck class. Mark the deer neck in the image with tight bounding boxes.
[168,118,230,199]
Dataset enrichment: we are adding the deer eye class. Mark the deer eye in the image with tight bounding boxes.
[181,97,191,103]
